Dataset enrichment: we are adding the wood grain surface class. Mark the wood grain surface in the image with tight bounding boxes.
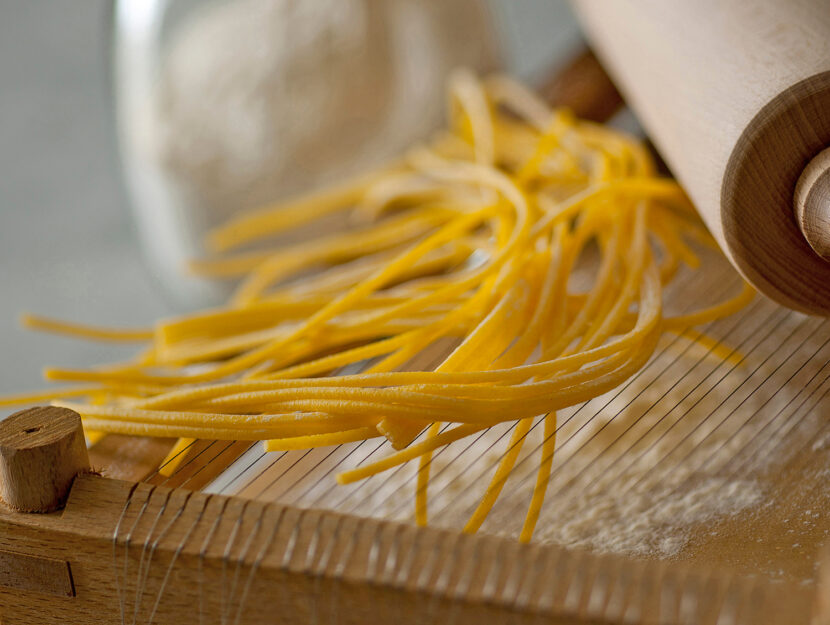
[795,147,830,260]
[0,473,817,625]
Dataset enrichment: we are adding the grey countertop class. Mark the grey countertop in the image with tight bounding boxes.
[0,0,579,397]
[0,1,169,396]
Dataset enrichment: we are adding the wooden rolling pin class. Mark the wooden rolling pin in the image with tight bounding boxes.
[570,0,830,315]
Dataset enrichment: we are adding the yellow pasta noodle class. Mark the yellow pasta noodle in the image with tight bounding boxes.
[3,72,754,539]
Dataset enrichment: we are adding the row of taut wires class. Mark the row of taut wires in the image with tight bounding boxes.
[110,244,830,624]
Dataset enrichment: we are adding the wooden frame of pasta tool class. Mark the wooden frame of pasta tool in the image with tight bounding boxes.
[0,405,823,624]
[0,47,828,625]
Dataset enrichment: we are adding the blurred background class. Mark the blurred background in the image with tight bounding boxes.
[0,0,583,396]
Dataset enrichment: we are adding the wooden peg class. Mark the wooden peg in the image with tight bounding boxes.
[0,406,90,513]
[538,48,623,123]
[795,147,830,261]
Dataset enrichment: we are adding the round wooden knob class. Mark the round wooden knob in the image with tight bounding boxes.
[795,147,830,261]
[0,406,90,513]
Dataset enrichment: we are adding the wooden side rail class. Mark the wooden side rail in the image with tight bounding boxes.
[0,472,817,625]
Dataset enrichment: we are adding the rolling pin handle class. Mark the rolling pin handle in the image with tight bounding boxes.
[795,147,830,262]
[0,406,90,512]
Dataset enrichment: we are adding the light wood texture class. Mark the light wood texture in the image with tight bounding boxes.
[88,433,176,482]
[0,406,89,512]
[795,147,830,260]
[571,0,830,315]
[669,420,830,583]
[0,473,818,625]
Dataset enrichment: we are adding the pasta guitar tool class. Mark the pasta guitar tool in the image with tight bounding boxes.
[2,1,830,623]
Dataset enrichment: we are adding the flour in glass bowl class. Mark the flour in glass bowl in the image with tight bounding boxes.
[116,0,498,304]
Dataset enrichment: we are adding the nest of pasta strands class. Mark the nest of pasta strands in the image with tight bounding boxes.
[3,73,753,541]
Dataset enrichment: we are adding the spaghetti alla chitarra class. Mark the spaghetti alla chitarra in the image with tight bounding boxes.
[1,72,752,541]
